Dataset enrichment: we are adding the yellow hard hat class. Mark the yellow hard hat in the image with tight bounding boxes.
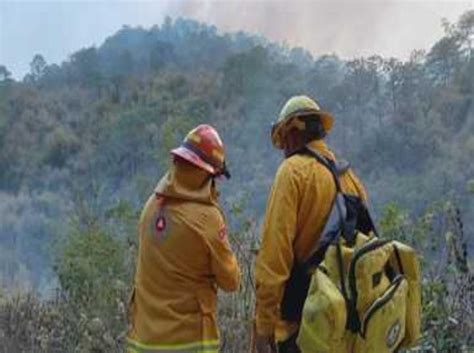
[271,95,334,149]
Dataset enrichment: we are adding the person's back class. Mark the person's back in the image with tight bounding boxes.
[266,139,367,264]
[254,96,368,353]
[127,125,240,353]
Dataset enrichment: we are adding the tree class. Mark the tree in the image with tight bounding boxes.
[149,41,175,72]
[222,45,269,100]
[426,35,461,86]
[29,54,47,81]
[457,10,474,59]
[69,47,102,88]
[0,65,11,81]
[339,57,383,138]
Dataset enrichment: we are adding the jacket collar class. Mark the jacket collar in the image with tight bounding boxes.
[154,161,219,205]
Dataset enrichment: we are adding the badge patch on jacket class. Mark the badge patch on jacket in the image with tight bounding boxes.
[218,224,227,241]
[150,206,171,243]
[155,216,166,233]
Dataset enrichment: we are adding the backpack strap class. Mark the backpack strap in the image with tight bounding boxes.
[281,147,349,321]
[300,147,347,271]
[301,146,377,270]
[303,147,344,191]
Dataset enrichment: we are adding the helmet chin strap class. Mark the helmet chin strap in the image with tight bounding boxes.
[222,161,231,179]
[214,161,231,180]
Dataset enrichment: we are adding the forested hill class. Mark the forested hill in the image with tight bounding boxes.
[0,13,473,291]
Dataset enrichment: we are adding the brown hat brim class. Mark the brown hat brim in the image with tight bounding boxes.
[271,110,334,149]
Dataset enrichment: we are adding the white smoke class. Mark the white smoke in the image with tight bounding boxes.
[163,0,472,59]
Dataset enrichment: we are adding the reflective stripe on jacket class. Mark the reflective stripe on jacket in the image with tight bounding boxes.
[254,140,368,342]
[127,337,220,353]
[127,160,240,352]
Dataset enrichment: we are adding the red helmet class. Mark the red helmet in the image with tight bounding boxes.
[171,124,230,178]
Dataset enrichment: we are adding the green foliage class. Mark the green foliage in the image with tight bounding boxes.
[43,126,80,168]
[379,202,473,352]
[2,197,472,352]
[0,293,124,352]
[379,203,410,240]
[467,179,474,194]
[0,200,142,352]
[55,224,127,310]
[0,65,12,81]
[29,54,47,81]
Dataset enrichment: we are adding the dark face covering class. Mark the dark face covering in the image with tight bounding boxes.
[283,128,306,157]
[282,116,327,158]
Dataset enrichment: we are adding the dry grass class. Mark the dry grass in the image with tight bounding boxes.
[0,205,473,353]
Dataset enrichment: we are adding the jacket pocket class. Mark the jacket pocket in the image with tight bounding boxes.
[354,276,408,353]
[297,269,347,353]
[391,242,421,348]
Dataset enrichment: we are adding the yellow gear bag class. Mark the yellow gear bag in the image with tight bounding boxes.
[281,148,421,353]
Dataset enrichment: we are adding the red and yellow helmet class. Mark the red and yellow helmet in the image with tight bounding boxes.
[171,124,230,178]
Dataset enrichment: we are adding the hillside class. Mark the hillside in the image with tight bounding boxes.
[0,13,473,352]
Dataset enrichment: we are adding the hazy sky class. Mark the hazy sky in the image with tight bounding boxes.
[1,0,472,79]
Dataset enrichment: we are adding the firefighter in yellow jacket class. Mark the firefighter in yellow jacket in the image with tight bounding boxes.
[254,96,368,353]
[127,124,240,353]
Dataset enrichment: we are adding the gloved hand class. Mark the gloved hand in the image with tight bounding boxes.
[255,335,277,353]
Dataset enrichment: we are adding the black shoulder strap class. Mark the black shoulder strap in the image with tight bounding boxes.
[301,146,377,271]
[304,147,342,191]
[301,147,347,271]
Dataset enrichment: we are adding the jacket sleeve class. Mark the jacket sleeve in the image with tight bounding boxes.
[203,208,241,292]
[254,162,300,336]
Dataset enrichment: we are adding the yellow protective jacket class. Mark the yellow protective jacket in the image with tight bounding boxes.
[127,161,240,353]
[254,140,368,342]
